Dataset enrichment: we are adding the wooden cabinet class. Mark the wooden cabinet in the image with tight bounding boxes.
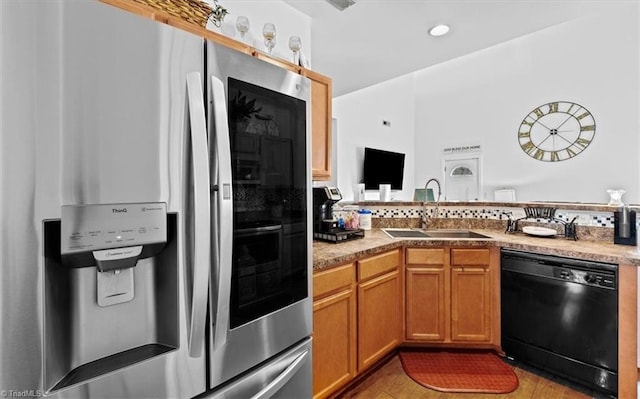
[313,247,498,398]
[357,250,402,371]
[302,69,332,181]
[312,263,357,399]
[312,249,402,398]
[450,248,491,342]
[405,248,447,341]
[405,247,497,345]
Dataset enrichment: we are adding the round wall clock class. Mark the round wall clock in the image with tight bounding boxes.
[518,101,596,162]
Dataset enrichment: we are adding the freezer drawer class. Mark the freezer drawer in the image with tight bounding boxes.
[202,337,312,399]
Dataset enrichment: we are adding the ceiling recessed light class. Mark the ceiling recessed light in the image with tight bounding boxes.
[429,24,450,37]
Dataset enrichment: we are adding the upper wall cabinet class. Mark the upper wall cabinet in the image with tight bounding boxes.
[99,0,333,181]
[302,70,332,181]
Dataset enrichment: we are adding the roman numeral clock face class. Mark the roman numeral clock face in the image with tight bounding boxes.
[518,101,596,161]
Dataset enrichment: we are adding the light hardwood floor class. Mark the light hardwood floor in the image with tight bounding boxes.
[336,354,613,399]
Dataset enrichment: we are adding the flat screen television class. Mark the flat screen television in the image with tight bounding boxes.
[362,147,405,190]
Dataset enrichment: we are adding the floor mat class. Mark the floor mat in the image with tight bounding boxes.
[399,350,519,394]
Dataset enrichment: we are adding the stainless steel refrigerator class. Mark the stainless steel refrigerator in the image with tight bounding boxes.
[0,1,312,398]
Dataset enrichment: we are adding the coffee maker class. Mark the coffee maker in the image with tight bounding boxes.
[313,186,365,243]
[313,186,342,233]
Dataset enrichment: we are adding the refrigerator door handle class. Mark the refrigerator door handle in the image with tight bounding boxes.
[210,76,233,351]
[249,350,310,399]
[186,72,211,358]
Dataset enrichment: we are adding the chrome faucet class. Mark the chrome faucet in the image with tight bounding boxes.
[422,178,442,229]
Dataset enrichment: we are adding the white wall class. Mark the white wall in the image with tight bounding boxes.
[205,0,311,66]
[333,75,416,201]
[333,5,639,204]
[413,7,639,204]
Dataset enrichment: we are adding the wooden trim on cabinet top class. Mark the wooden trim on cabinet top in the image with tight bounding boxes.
[253,50,302,74]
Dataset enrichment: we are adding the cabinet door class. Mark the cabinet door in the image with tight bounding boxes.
[406,267,446,341]
[357,269,401,371]
[405,248,447,341]
[450,267,491,342]
[303,69,332,181]
[312,289,357,399]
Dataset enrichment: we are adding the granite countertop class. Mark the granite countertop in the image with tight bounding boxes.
[313,228,640,271]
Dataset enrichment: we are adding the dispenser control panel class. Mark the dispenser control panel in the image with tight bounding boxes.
[61,202,167,254]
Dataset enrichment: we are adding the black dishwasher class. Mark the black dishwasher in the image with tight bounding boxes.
[501,249,618,395]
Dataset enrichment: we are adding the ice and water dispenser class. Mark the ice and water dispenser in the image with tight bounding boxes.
[43,203,178,393]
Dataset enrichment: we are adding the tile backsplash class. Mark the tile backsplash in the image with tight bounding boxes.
[337,204,615,228]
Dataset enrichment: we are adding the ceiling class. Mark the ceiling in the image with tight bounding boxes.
[281,0,615,97]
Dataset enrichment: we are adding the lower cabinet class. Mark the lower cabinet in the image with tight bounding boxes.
[357,250,402,371]
[450,266,491,342]
[312,263,357,399]
[312,248,402,399]
[405,248,447,341]
[312,246,497,398]
[405,246,497,344]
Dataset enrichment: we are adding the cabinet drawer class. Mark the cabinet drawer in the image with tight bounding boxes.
[314,263,355,299]
[450,248,490,267]
[406,248,445,266]
[358,250,400,281]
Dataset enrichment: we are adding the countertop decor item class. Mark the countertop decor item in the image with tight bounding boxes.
[235,16,249,40]
[288,36,302,65]
[131,0,227,28]
[207,0,228,27]
[504,206,577,240]
[607,189,625,206]
[523,206,556,219]
[522,226,557,237]
[517,101,595,162]
[263,23,276,54]
[133,0,229,28]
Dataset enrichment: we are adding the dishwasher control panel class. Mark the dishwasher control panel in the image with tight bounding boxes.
[552,268,616,289]
[502,249,618,290]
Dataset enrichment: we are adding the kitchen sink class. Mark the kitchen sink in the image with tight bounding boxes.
[383,229,430,238]
[422,230,492,239]
[383,229,492,239]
